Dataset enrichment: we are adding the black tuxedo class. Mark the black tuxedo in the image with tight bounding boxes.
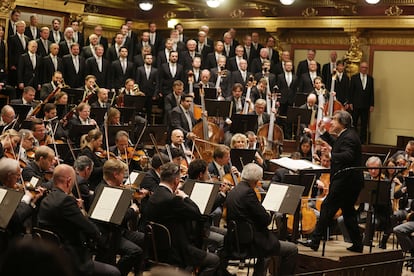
[179,50,201,71]
[80,45,95,60]
[41,55,63,84]
[170,106,196,137]
[223,44,236,58]
[62,54,86,88]
[349,73,374,143]
[85,57,110,88]
[156,49,171,69]
[140,169,160,192]
[207,161,231,180]
[22,160,51,188]
[312,128,363,247]
[230,70,251,94]
[145,185,207,267]
[36,38,52,57]
[110,59,135,90]
[7,21,17,39]
[210,68,232,98]
[250,57,274,75]
[226,56,243,73]
[158,63,184,96]
[17,53,42,88]
[333,72,350,105]
[277,72,298,107]
[57,40,72,58]
[8,34,29,85]
[204,52,221,70]
[24,26,40,40]
[296,59,321,77]
[196,42,212,65]
[39,82,56,101]
[136,65,159,97]
[98,36,109,52]
[148,32,163,53]
[322,62,336,89]
[48,30,64,43]
[134,40,154,56]
[226,95,245,115]
[243,46,256,69]
[254,72,277,91]
[298,72,319,94]
[106,45,121,63]
[73,32,84,48]
[164,92,181,117]
[38,187,101,275]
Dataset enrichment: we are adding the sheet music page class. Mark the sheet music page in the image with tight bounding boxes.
[190,182,213,214]
[124,172,139,185]
[0,188,7,204]
[270,157,325,171]
[262,184,288,212]
[90,187,123,222]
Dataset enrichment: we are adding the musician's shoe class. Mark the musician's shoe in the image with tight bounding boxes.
[346,244,363,253]
[298,239,320,251]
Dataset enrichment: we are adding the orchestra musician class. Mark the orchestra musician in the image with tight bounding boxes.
[72,155,94,212]
[22,145,56,189]
[107,107,121,125]
[164,80,184,123]
[31,118,53,146]
[144,162,220,275]
[37,164,121,276]
[302,110,364,253]
[82,74,98,102]
[109,130,143,171]
[39,71,63,101]
[17,129,35,164]
[0,129,20,158]
[170,94,197,140]
[10,86,38,109]
[226,163,298,276]
[250,78,268,105]
[0,105,16,131]
[208,145,240,181]
[90,88,110,109]
[43,103,67,140]
[78,128,104,190]
[250,99,269,132]
[93,159,144,276]
[0,158,44,254]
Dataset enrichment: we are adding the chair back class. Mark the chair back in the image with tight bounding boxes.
[145,221,172,264]
[32,227,62,247]
[226,220,255,259]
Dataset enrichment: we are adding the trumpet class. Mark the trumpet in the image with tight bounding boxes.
[132,84,145,96]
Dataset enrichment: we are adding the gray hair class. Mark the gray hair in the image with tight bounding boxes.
[74,155,93,171]
[334,110,353,129]
[0,158,19,180]
[365,156,381,167]
[241,163,263,182]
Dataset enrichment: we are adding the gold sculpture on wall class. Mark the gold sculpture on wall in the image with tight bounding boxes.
[0,0,14,15]
[344,34,363,77]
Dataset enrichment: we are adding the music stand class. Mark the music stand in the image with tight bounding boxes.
[262,183,305,214]
[294,93,307,107]
[90,107,107,126]
[124,171,146,187]
[48,143,76,165]
[62,88,84,105]
[193,87,217,105]
[0,188,24,229]
[182,180,220,215]
[123,95,146,110]
[69,125,96,147]
[404,177,414,198]
[230,114,258,134]
[107,125,133,146]
[56,104,67,119]
[205,99,232,118]
[287,107,312,144]
[88,184,134,225]
[10,104,31,122]
[118,107,136,124]
[141,125,168,146]
[358,179,391,253]
[230,148,256,172]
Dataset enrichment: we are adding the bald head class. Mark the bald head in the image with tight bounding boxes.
[53,164,76,194]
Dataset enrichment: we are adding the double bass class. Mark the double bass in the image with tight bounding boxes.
[323,70,344,121]
[192,84,223,163]
[257,91,284,160]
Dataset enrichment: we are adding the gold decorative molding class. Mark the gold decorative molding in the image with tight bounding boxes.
[230,9,244,18]
[0,0,15,15]
[16,0,84,14]
[385,5,403,16]
[302,7,319,17]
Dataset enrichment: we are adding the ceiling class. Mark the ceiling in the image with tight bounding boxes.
[72,0,414,20]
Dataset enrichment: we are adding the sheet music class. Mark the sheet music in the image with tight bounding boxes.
[270,157,325,171]
[0,188,7,204]
[124,171,139,186]
[90,187,123,222]
[190,182,213,214]
[262,184,288,212]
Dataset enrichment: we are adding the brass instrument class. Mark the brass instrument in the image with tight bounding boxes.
[132,84,145,96]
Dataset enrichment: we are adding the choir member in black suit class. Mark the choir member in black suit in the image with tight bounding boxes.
[7,9,20,39]
[175,23,188,44]
[254,59,276,91]
[321,51,338,90]
[38,164,121,276]
[251,31,264,58]
[188,56,202,84]
[0,26,6,73]
[298,60,320,94]
[158,51,184,97]
[169,29,186,53]
[136,54,159,119]
[226,163,298,275]
[229,59,251,96]
[296,49,321,77]
[243,35,256,71]
[148,22,163,54]
[332,60,350,107]
[111,25,134,61]
[264,36,280,68]
[222,32,236,58]
[179,39,200,71]
[24,14,40,40]
[48,18,63,44]
[227,45,246,72]
[18,40,42,92]
[156,38,174,69]
[303,110,364,253]
[164,80,184,122]
[134,31,153,57]
[58,27,74,58]
[196,30,212,65]
[110,46,135,91]
[41,43,63,85]
[273,50,294,76]
[85,45,110,88]
[71,20,84,49]
[36,27,52,57]
[62,43,86,88]
[107,33,123,63]
[8,20,28,86]
[204,41,224,70]
[349,61,374,144]
[125,18,138,55]
[133,45,154,69]
[145,162,219,275]
[82,34,98,60]
[170,94,197,140]
[250,47,271,75]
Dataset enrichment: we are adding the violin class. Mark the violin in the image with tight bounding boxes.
[95,148,117,160]
[120,147,146,162]
[4,150,27,168]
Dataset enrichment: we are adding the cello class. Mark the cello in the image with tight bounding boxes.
[257,92,284,160]
[242,75,256,114]
[192,84,223,163]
